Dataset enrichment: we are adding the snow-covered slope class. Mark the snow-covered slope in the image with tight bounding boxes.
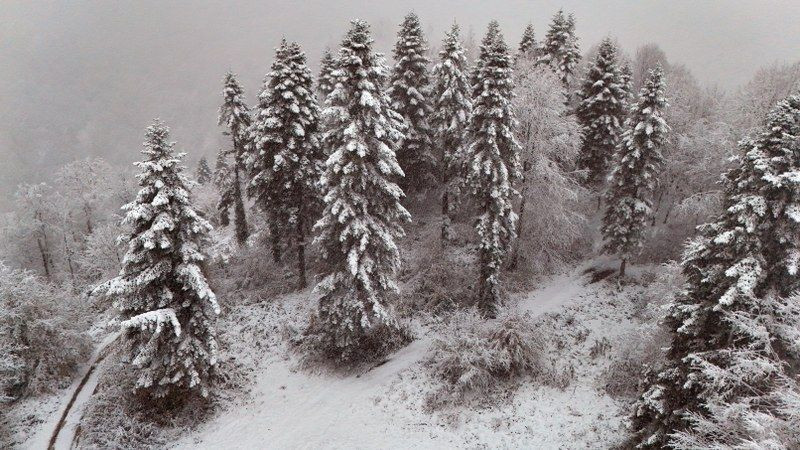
[173,264,643,449]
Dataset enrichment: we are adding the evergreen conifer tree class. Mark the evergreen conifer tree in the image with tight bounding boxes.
[195,156,212,184]
[217,72,251,246]
[389,12,436,191]
[249,40,324,289]
[630,95,800,449]
[601,66,668,276]
[464,21,521,317]
[317,48,337,101]
[431,23,472,242]
[537,10,580,90]
[516,23,537,61]
[575,38,627,187]
[310,20,410,362]
[94,120,219,399]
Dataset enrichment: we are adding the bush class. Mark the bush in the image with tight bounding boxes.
[399,247,475,316]
[423,309,556,409]
[0,263,92,402]
[299,317,413,369]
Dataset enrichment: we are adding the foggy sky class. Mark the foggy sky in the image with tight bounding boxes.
[2,0,799,210]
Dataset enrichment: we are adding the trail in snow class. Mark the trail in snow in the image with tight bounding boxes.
[175,269,600,449]
[26,332,119,450]
[175,338,449,450]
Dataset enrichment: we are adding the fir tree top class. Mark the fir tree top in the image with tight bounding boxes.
[196,156,212,184]
[432,23,472,134]
[389,12,430,114]
[467,20,522,188]
[317,47,337,101]
[431,22,472,190]
[218,72,251,167]
[575,37,628,185]
[538,9,581,86]
[601,66,668,259]
[517,23,537,60]
[249,39,323,229]
[389,12,435,189]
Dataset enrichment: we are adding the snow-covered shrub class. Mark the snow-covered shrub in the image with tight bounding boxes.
[300,317,412,369]
[602,263,679,399]
[423,309,550,409]
[0,263,92,401]
[396,217,476,315]
[400,253,475,316]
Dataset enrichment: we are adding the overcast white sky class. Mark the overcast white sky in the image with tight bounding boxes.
[2,0,799,209]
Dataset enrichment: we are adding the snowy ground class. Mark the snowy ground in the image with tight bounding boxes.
[173,263,643,449]
[6,260,654,449]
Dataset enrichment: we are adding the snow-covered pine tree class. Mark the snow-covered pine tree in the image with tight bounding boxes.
[601,66,668,277]
[464,21,521,318]
[389,12,436,192]
[620,62,634,107]
[575,38,627,187]
[317,47,337,101]
[630,95,800,449]
[537,9,580,90]
[516,23,537,61]
[213,148,233,227]
[431,23,472,243]
[310,20,410,362]
[248,39,324,289]
[94,119,219,399]
[218,72,251,246]
[196,156,212,184]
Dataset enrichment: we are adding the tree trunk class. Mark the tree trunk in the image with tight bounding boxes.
[297,207,307,290]
[63,232,76,287]
[233,166,249,246]
[619,257,627,278]
[83,204,93,234]
[507,185,528,271]
[441,188,450,245]
[269,218,282,263]
[37,237,51,279]
[477,198,498,319]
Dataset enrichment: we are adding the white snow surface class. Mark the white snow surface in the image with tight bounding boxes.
[174,263,637,449]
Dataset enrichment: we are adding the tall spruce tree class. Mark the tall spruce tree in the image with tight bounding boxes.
[516,23,538,61]
[195,156,212,184]
[389,12,436,191]
[217,72,251,246]
[630,95,800,449]
[464,21,521,317]
[94,120,219,398]
[537,9,580,90]
[431,23,472,243]
[248,40,324,289]
[311,20,410,361]
[575,38,627,187]
[601,66,668,276]
[317,48,337,101]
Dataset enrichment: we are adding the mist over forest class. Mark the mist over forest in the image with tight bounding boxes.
[2,0,799,210]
